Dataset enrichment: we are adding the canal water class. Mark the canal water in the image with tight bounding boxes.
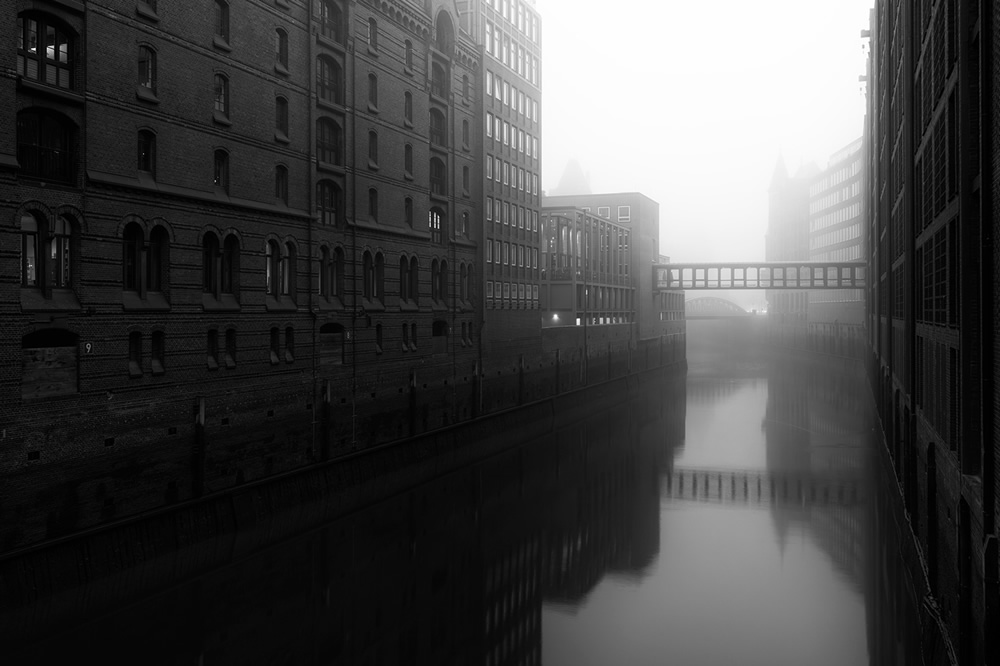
[10,321,878,665]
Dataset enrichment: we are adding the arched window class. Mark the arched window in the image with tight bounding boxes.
[221,234,239,296]
[274,28,288,70]
[368,130,378,165]
[123,222,144,292]
[275,164,288,204]
[138,130,156,176]
[374,252,384,301]
[362,251,374,299]
[462,74,470,100]
[429,109,447,147]
[399,256,410,301]
[213,73,229,117]
[22,329,79,399]
[202,232,220,294]
[317,180,341,226]
[17,109,76,184]
[429,158,447,196]
[317,56,343,104]
[428,208,444,244]
[281,241,296,298]
[265,239,280,296]
[47,214,72,290]
[332,247,344,297]
[430,259,440,301]
[461,211,470,237]
[317,0,343,42]
[404,40,413,69]
[368,73,378,109]
[431,62,447,98]
[368,187,378,223]
[213,149,229,192]
[462,119,470,148]
[319,247,330,297]
[367,18,378,50]
[138,46,157,93]
[316,118,342,164]
[409,258,420,304]
[17,14,75,90]
[147,226,169,293]
[435,11,454,53]
[319,323,344,367]
[432,320,448,355]
[214,0,229,42]
[275,96,289,137]
[438,260,448,303]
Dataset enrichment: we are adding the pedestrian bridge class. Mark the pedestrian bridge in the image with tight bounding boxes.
[653,261,866,292]
[665,466,866,506]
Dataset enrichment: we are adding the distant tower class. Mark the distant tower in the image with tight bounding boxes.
[550,158,592,196]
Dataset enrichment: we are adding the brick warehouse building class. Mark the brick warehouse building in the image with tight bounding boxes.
[863,1,998,664]
[0,0,496,553]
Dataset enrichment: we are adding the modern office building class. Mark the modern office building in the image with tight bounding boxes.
[863,2,998,664]
[467,0,544,362]
[807,138,864,324]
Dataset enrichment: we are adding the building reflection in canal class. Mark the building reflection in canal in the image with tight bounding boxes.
[10,331,896,665]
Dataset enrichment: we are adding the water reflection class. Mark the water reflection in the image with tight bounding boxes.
[10,329,878,666]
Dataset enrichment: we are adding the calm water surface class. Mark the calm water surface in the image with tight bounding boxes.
[11,324,876,665]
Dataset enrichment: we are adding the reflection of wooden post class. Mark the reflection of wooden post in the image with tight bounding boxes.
[517,355,524,405]
[321,381,331,461]
[192,398,205,498]
[408,371,417,437]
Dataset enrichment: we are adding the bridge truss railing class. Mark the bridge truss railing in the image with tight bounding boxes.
[653,261,866,291]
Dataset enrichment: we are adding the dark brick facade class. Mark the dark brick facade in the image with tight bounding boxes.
[864,2,998,664]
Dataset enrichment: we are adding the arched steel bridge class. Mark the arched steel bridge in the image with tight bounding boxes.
[684,296,749,318]
[653,261,867,292]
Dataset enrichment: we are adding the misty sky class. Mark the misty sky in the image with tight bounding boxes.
[539,0,872,270]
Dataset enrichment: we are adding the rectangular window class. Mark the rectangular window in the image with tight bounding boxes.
[503,202,509,225]
[486,69,493,96]
[486,113,493,137]
[486,196,493,220]
[503,242,509,265]
[494,240,501,262]
[618,205,631,222]
[503,282,510,298]
[487,241,493,263]
[486,156,493,180]
[486,281,494,298]
[533,284,538,300]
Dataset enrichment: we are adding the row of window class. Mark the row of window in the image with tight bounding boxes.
[486,113,538,160]
[486,156,539,195]
[485,281,539,302]
[486,71,539,123]
[18,209,476,306]
[126,317,476,376]
[484,0,539,45]
[578,205,632,223]
[484,20,538,86]
[486,242,538,269]
[486,198,539,233]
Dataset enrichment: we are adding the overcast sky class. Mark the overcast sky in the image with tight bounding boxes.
[538,0,873,268]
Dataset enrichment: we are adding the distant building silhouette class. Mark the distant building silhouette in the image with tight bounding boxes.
[549,158,592,196]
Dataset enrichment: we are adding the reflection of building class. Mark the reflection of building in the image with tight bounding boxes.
[863,2,998,664]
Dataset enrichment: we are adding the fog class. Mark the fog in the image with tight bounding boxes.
[540,0,872,282]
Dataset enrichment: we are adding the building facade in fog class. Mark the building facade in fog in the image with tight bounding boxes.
[807,138,864,326]
[540,193,686,366]
[1,0,484,552]
[863,2,998,664]
[468,0,544,362]
[765,157,815,339]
